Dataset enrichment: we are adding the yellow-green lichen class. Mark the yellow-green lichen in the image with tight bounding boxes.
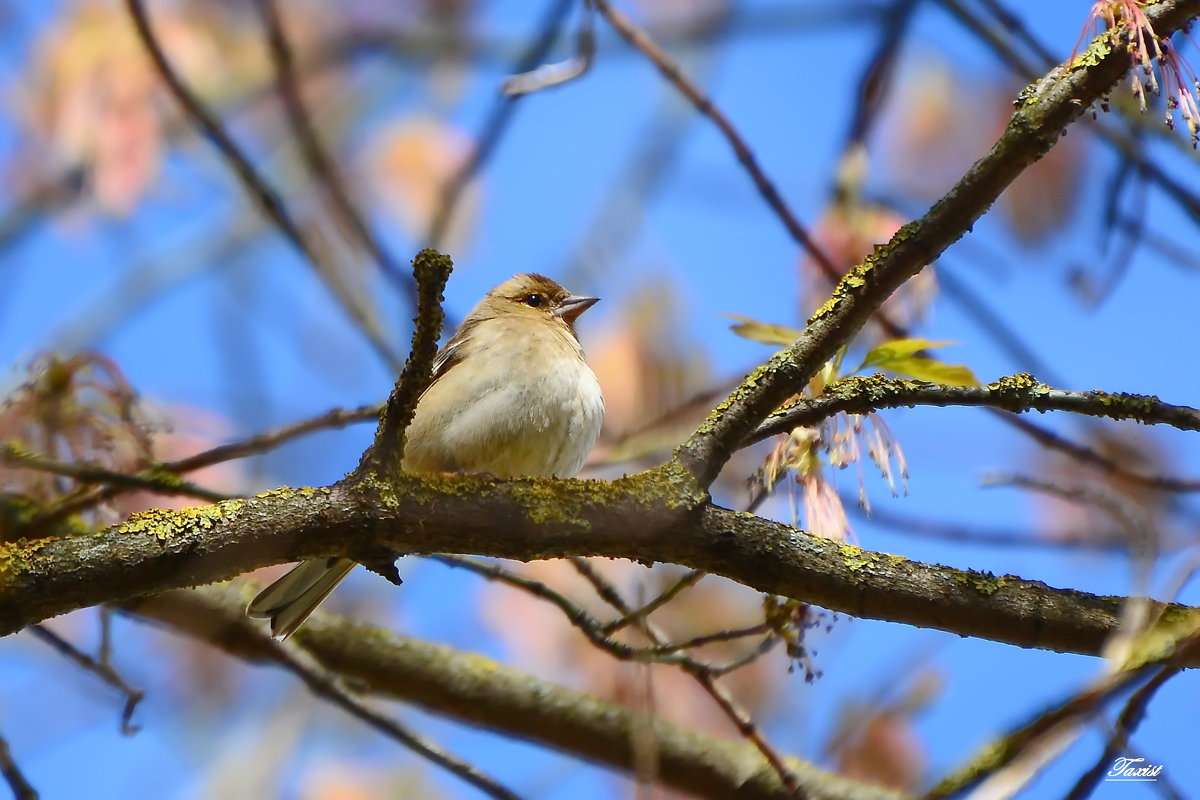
[117,498,245,541]
[357,461,707,533]
[0,537,48,579]
[1091,390,1161,421]
[1068,29,1116,72]
[253,485,328,502]
[952,569,1012,596]
[512,461,708,526]
[808,223,922,325]
[986,372,1042,393]
[689,362,778,440]
[839,542,907,573]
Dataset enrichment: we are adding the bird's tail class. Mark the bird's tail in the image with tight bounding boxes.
[246,557,356,640]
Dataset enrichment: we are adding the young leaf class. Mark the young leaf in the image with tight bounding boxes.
[860,338,979,386]
[861,338,953,368]
[722,314,803,346]
[878,356,979,386]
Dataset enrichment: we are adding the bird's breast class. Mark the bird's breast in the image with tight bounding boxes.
[402,320,604,478]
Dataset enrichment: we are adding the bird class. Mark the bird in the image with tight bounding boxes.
[247,273,605,639]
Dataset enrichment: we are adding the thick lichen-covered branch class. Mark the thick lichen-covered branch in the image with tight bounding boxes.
[674,0,1200,487]
[3,465,1197,669]
[747,373,1200,445]
[124,581,902,800]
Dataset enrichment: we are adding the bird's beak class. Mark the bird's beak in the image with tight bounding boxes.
[554,294,599,322]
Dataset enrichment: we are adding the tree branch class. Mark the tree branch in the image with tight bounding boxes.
[748,374,1200,445]
[123,581,901,800]
[673,0,1200,487]
[0,443,228,505]
[5,464,1199,668]
[355,249,453,478]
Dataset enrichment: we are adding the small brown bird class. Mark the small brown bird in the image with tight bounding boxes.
[247,274,604,639]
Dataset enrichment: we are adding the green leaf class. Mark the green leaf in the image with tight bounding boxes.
[721,314,802,346]
[861,338,954,367]
[860,338,979,386]
[878,356,979,386]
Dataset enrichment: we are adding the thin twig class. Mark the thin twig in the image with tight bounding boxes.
[124,0,403,370]
[1,444,229,505]
[433,556,673,664]
[570,557,635,615]
[845,495,1181,552]
[603,569,705,634]
[644,624,772,655]
[1002,414,1200,493]
[844,0,918,148]
[28,625,143,736]
[168,403,380,474]
[1065,665,1182,800]
[749,376,1200,447]
[928,629,1200,798]
[568,561,801,793]
[502,0,595,95]
[33,403,380,528]
[588,0,900,336]
[0,733,37,800]
[425,0,576,249]
[356,249,452,478]
[255,0,418,308]
[434,556,765,674]
[267,634,523,800]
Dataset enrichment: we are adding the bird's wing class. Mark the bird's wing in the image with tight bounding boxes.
[421,315,481,398]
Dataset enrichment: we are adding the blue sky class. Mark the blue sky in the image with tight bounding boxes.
[2,1,1199,798]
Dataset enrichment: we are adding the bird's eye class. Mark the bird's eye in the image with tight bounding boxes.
[522,293,546,307]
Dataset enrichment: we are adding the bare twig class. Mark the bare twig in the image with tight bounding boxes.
[260,629,522,800]
[845,496,1182,552]
[589,0,846,295]
[254,0,418,307]
[33,403,380,528]
[1002,414,1200,493]
[124,0,403,370]
[168,403,381,474]
[928,630,1200,798]
[356,249,452,478]
[502,0,595,95]
[644,624,772,656]
[0,733,37,800]
[1,444,229,505]
[568,561,800,793]
[844,0,918,148]
[434,555,767,674]
[603,569,705,634]
[1064,665,1182,800]
[747,366,1200,493]
[28,625,144,735]
[749,375,1200,447]
[425,0,576,249]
